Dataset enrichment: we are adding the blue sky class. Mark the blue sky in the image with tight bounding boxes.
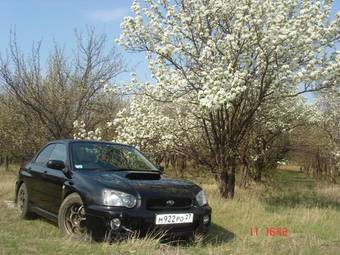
[0,0,149,81]
[0,0,339,83]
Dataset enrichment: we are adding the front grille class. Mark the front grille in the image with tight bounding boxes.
[146,197,193,211]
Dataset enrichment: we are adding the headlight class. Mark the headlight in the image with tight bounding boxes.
[102,190,137,208]
[196,190,208,206]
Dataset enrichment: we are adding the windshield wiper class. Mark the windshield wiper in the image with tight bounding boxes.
[99,167,159,172]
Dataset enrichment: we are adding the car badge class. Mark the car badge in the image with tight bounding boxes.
[166,200,175,206]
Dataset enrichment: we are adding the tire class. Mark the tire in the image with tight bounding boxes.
[58,193,88,240]
[17,183,35,219]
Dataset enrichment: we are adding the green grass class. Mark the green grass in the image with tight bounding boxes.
[0,166,340,255]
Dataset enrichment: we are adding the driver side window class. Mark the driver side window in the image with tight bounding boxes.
[49,144,67,162]
[35,144,55,164]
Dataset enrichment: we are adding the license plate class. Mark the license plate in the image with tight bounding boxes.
[155,213,194,225]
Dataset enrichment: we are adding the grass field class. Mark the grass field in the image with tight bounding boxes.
[0,165,339,255]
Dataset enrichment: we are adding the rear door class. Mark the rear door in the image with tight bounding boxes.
[43,143,68,214]
[28,144,56,208]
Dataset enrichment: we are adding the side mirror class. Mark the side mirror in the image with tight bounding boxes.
[47,160,65,170]
[158,165,165,173]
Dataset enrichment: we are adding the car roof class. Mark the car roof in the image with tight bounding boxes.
[47,139,132,147]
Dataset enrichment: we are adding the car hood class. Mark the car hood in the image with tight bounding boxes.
[93,170,200,198]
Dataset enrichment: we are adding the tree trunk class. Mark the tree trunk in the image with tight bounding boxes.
[254,168,262,182]
[254,158,264,182]
[329,158,337,184]
[218,167,236,199]
[226,173,235,198]
[239,165,250,188]
[315,151,322,180]
[330,169,337,184]
[5,156,9,171]
[218,171,228,197]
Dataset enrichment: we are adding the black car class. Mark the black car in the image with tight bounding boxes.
[15,140,211,240]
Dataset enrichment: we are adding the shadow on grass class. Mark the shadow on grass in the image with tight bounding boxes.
[274,170,316,189]
[162,223,235,247]
[203,223,235,245]
[37,216,58,227]
[262,169,340,211]
[262,191,340,212]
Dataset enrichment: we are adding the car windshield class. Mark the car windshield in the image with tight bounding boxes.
[71,142,158,171]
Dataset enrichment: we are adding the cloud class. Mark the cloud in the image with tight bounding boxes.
[88,7,129,22]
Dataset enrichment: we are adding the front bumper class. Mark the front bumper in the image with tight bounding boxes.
[85,204,211,238]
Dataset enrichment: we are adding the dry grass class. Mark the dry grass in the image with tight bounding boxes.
[0,166,339,255]
[277,164,301,171]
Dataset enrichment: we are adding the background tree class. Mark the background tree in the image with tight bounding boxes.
[318,86,340,182]
[241,96,314,184]
[289,87,339,183]
[0,29,124,161]
[113,91,210,170]
[117,0,339,198]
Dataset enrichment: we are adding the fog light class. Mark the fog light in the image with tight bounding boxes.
[110,218,121,230]
[203,215,210,224]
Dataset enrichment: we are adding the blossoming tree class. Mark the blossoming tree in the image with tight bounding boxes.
[240,96,317,184]
[316,86,340,182]
[113,90,208,166]
[117,0,339,198]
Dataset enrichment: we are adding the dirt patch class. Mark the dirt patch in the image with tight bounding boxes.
[3,200,15,209]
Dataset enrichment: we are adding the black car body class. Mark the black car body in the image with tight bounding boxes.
[15,140,211,240]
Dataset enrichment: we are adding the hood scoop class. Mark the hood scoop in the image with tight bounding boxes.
[126,172,161,180]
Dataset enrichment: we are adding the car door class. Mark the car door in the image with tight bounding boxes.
[28,144,56,209]
[43,143,68,214]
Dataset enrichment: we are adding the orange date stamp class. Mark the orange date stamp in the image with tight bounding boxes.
[249,227,288,237]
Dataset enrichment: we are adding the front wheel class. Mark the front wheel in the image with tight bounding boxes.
[58,193,88,240]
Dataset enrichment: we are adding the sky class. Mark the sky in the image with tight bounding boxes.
[0,0,339,84]
[0,0,149,82]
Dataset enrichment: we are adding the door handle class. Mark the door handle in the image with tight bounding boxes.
[42,170,48,177]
